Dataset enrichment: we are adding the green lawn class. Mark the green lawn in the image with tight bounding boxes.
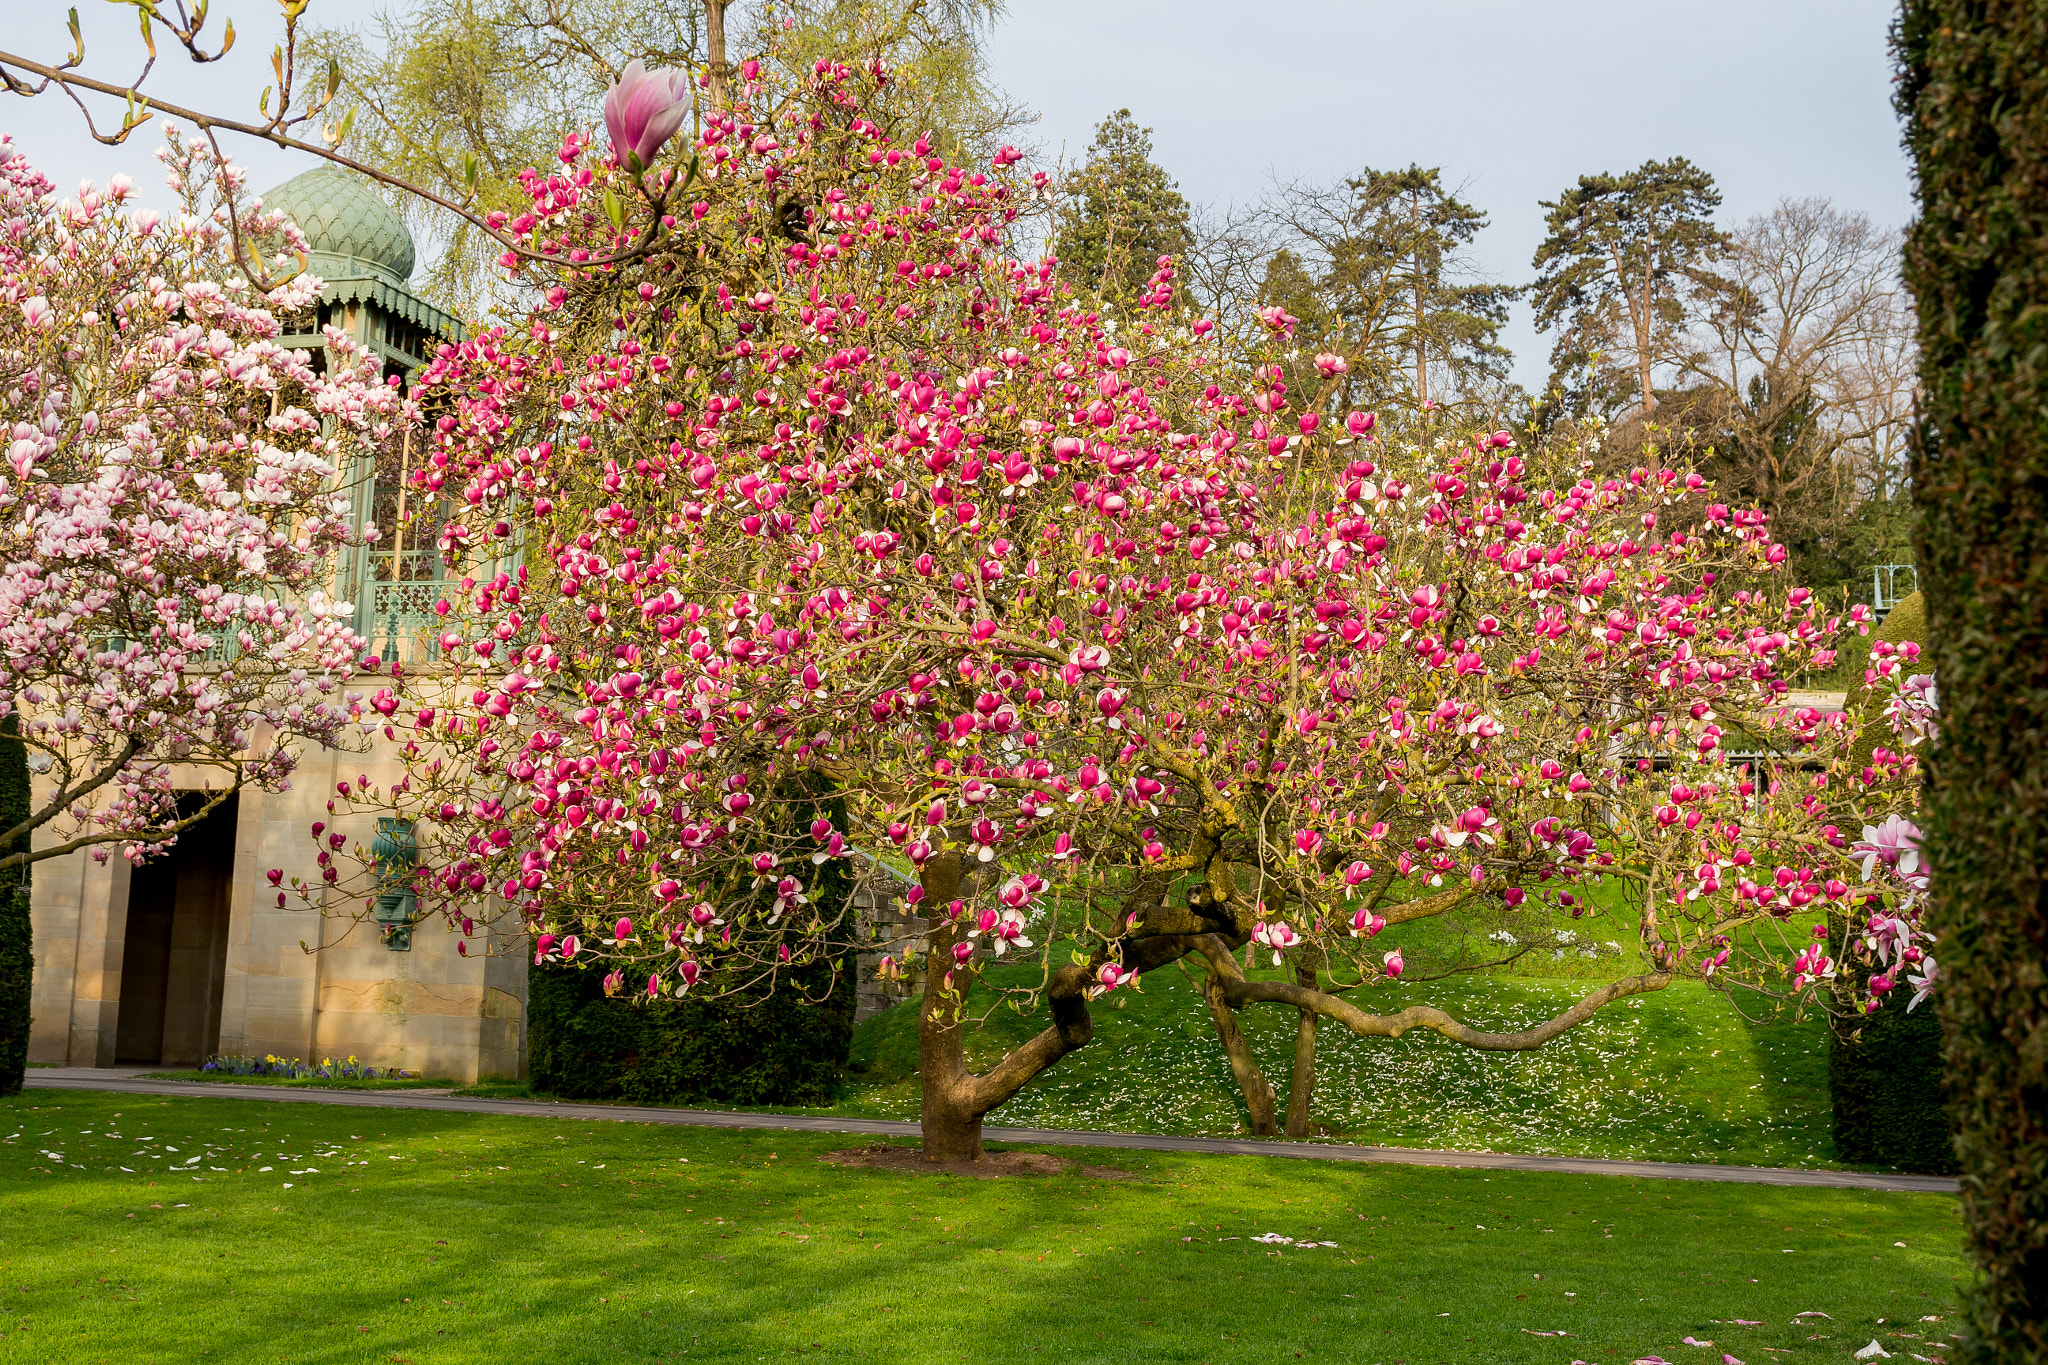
[820,966,1842,1169]
[0,1089,1961,1365]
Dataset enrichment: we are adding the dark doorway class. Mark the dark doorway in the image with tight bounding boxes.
[114,793,238,1066]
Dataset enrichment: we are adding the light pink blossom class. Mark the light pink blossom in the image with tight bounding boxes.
[603,60,692,169]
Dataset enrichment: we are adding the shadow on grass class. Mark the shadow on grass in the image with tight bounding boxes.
[830,963,1848,1169]
[0,1088,1962,1365]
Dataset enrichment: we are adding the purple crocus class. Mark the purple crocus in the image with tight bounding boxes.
[603,59,692,169]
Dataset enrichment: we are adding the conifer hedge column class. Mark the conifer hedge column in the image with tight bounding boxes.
[0,717,30,1095]
[1896,3,2048,1357]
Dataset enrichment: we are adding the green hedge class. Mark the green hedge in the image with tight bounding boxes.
[526,775,856,1107]
[526,951,853,1106]
[0,889,26,1096]
[1829,993,1956,1174]
[0,717,30,1096]
[1898,2,2048,1357]
[1825,591,1951,1174]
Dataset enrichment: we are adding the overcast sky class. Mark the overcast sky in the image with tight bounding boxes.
[0,0,1910,388]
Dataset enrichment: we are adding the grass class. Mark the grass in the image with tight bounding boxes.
[0,1089,1963,1365]
[812,964,1843,1169]
[441,954,1846,1170]
[138,1071,450,1091]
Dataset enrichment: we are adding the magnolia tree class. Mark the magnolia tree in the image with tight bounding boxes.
[246,53,1937,1161]
[0,127,399,866]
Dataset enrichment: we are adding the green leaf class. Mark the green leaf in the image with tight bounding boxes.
[603,188,625,231]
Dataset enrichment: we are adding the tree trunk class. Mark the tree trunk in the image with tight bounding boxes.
[1638,205,1658,420]
[916,976,986,1161]
[704,1,731,112]
[907,852,1174,1161]
[1198,943,1277,1136]
[919,1093,985,1163]
[1412,194,1429,429]
[1897,7,2048,1359]
[913,851,984,1162]
[1284,959,1319,1139]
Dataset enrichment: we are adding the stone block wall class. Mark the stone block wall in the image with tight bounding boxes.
[27,677,528,1085]
[851,861,921,1023]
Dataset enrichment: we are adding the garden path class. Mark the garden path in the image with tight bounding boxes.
[22,1069,1957,1194]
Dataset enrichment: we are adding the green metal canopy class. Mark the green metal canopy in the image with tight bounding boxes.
[259,161,463,361]
[263,160,417,287]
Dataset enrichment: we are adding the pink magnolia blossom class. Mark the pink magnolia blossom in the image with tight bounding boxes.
[1252,919,1300,965]
[1854,814,1926,889]
[280,60,1933,1154]
[603,60,692,169]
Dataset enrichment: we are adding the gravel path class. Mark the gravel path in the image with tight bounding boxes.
[22,1070,1957,1194]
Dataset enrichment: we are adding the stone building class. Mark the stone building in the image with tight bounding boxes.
[25,164,927,1084]
[851,860,922,1023]
[22,165,533,1083]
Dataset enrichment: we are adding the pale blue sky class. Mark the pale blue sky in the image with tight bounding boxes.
[0,0,1910,387]
[981,0,1911,387]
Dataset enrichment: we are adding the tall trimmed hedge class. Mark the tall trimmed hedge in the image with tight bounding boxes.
[1830,996,1955,1174]
[526,951,853,1106]
[0,717,27,1095]
[1827,590,1951,1174]
[1896,3,2048,1358]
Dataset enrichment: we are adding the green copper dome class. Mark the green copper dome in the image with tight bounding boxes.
[262,161,415,286]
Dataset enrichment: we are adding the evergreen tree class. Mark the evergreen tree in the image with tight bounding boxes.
[1896,3,2048,1359]
[1530,158,1729,423]
[1052,109,1192,303]
[1259,167,1511,435]
[1350,166,1513,417]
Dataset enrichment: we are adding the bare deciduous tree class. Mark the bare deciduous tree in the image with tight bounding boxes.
[1666,198,1916,593]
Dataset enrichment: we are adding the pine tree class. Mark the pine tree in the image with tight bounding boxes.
[1052,110,1192,303]
[1257,167,1512,434]
[1531,158,1728,423]
[1349,166,1512,418]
